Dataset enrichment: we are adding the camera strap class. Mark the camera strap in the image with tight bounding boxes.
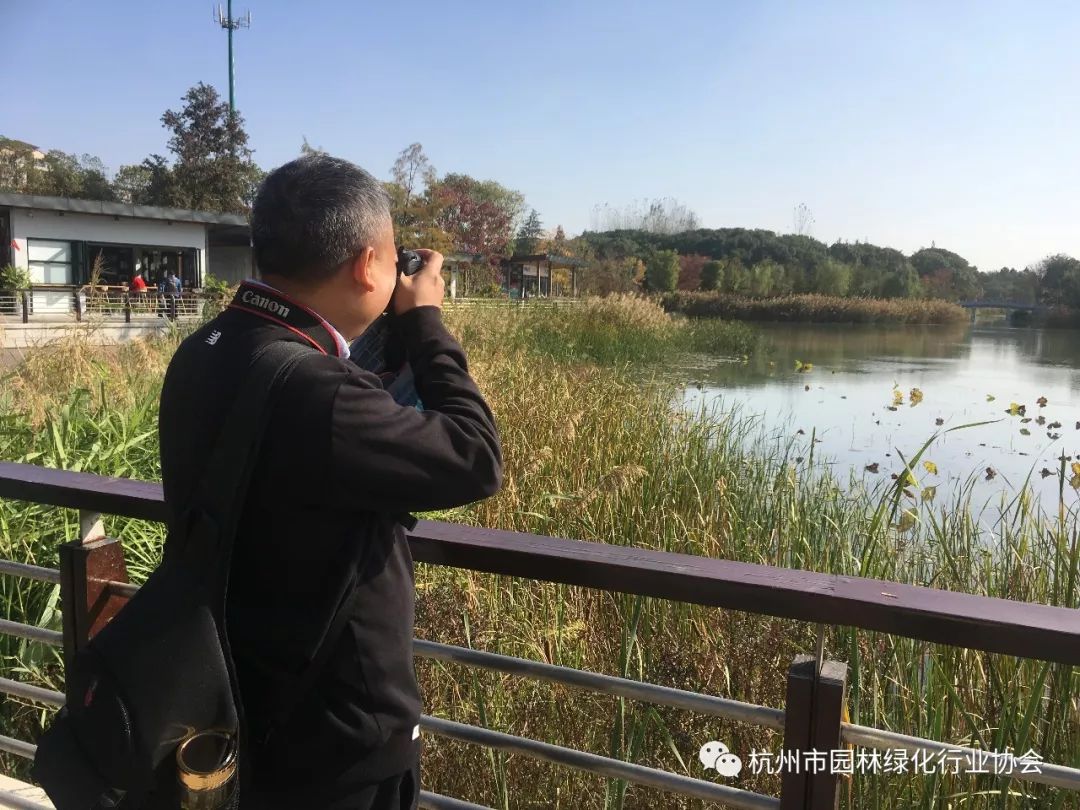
[227,281,347,358]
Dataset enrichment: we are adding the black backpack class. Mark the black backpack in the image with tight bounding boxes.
[32,340,316,809]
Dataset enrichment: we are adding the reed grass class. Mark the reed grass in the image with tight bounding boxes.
[0,298,1076,809]
[662,292,970,325]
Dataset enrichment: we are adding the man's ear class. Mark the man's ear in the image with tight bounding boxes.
[350,247,378,293]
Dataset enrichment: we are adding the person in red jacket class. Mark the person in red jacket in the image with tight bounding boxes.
[130,272,147,292]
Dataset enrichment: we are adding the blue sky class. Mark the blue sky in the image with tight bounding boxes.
[5,1,1079,271]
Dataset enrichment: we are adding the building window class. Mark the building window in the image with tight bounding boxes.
[27,239,74,285]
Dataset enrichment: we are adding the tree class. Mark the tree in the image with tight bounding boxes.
[300,136,326,156]
[749,259,782,297]
[514,208,544,255]
[391,143,436,212]
[432,173,524,257]
[677,253,708,290]
[1032,254,1080,308]
[813,259,852,296]
[590,197,699,234]
[700,260,723,291]
[793,203,815,236]
[159,82,262,213]
[0,138,41,192]
[910,247,981,300]
[385,143,449,250]
[645,250,680,292]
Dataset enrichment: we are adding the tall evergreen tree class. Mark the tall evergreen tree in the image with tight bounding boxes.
[515,208,544,255]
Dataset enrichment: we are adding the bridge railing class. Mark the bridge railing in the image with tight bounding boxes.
[0,461,1078,809]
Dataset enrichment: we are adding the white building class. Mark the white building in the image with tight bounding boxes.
[0,192,254,294]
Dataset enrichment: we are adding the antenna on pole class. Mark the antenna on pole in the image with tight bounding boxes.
[214,0,251,115]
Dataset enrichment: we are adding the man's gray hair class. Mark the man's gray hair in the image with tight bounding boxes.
[251,154,391,282]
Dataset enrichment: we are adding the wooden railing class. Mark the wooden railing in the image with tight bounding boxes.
[0,461,1078,809]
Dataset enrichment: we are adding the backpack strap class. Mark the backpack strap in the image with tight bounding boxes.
[176,339,317,593]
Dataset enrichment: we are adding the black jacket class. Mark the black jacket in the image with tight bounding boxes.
[158,284,502,792]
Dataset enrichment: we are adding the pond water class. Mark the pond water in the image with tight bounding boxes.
[680,323,1080,511]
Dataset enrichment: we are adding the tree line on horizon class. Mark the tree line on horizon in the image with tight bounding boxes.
[2,82,1078,308]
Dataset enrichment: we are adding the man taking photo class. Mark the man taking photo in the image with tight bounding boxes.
[158,154,503,809]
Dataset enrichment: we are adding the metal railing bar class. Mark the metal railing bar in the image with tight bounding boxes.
[104,580,138,598]
[415,639,785,731]
[0,679,63,708]
[419,715,779,810]
[0,736,35,760]
[0,561,60,585]
[842,723,1080,792]
[0,790,53,810]
[418,791,493,810]
[0,620,62,647]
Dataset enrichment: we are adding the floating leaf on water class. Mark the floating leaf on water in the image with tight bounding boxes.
[1048,432,1061,440]
[1020,428,1031,436]
[1040,468,1055,479]
[1076,421,1080,430]
[903,488,916,500]
[1071,473,1080,490]
[796,428,806,435]
[892,388,904,406]
[1037,396,1048,407]
[1007,402,1024,416]
[986,394,996,402]
[935,417,944,426]
[841,395,847,399]
[1048,421,1062,429]
[909,388,924,406]
[922,485,937,502]
[886,405,898,411]
[865,463,880,473]
[1021,417,1032,423]
[923,461,939,475]
[1036,415,1046,426]
[804,385,810,391]
[985,467,997,481]
[1072,462,1080,477]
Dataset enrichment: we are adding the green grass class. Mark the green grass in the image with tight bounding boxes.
[0,298,1077,808]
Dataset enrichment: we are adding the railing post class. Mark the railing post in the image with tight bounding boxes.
[779,654,849,810]
[73,286,82,322]
[123,292,132,323]
[808,661,847,809]
[58,510,132,704]
[20,290,29,324]
[780,655,815,809]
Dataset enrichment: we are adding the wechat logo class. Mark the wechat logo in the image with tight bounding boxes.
[699,741,743,777]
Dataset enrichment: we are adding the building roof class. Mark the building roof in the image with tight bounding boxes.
[0,192,248,227]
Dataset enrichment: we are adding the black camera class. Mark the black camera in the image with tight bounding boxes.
[397,248,423,276]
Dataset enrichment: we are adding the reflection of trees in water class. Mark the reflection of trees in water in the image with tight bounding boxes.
[758,323,973,363]
[691,323,1080,391]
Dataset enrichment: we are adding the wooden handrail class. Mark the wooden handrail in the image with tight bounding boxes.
[1,461,1078,665]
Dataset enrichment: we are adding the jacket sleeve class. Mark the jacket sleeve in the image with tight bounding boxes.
[328,306,503,513]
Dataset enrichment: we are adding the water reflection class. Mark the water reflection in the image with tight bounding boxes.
[681,324,1080,510]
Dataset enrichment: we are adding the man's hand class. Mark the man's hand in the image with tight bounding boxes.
[393,249,445,315]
